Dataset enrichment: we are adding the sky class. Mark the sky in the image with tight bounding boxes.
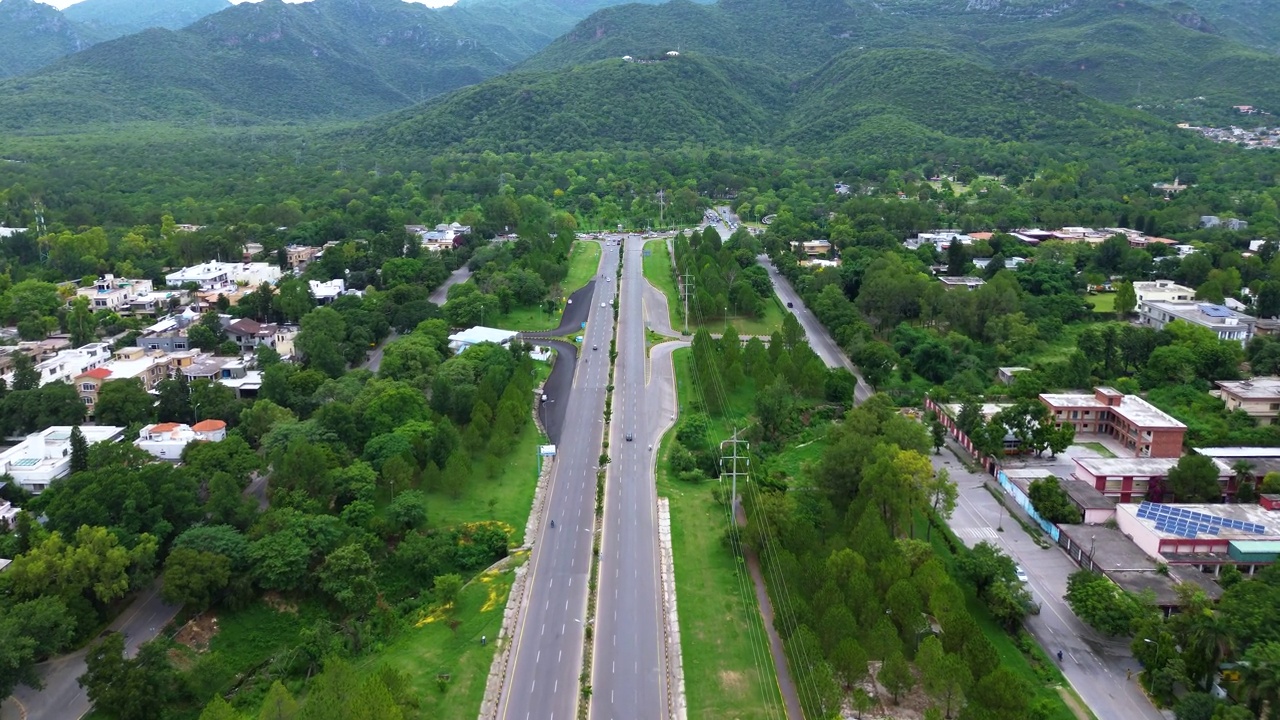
[42,0,460,8]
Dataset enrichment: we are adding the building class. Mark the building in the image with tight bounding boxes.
[273,326,299,359]
[75,348,172,412]
[997,367,1031,385]
[447,326,518,353]
[1116,500,1280,575]
[178,356,261,398]
[284,245,319,269]
[1201,216,1249,231]
[1139,301,1256,345]
[0,227,29,238]
[127,289,187,317]
[75,275,154,313]
[937,276,986,291]
[224,319,278,352]
[1132,280,1195,316]
[1060,478,1118,524]
[165,262,282,292]
[904,231,972,252]
[0,486,19,527]
[405,223,470,252]
[789,239,832,257]
[1072,456,1233,503]
[135,420,227,460]
[0,426,126,494]
[1040,387,1186,458]
[1216,377,1280,425]
[1,341,112,387]
[310,278,347,304]
[971,256,1026,271]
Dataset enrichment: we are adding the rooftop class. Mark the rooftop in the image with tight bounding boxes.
[1119,501,1280,542]
[448,326,519,347]
[1216,377,1280,399]
[1061,478,1117,510]
[1073,456,1231,478]
[191,419,227,432]
[1145,300,1256,327]
[1040,390,1185,429]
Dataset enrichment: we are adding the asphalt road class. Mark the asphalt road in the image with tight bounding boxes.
[533,338,577,445]
[591,235,669,720]
[754,254,872,404]
[429,265,474,305]
[499,243,618,720]
[933,447,1167,720]
[3,585,179,720]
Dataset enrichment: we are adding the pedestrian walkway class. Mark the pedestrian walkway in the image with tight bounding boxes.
[735,503,803,720]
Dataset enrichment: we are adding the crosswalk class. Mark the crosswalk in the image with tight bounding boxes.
[956,527,999,543]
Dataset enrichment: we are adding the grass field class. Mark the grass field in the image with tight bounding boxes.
[564,241,602,294]
[641,239,785,337]
[658,348,785,719]
[1087,293,1116,314]
[424,361,551,546]
[1077,441,1117,458]
[363,560,521,720]
[484,304,558,333]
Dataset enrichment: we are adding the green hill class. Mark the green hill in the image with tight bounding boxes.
[0,0,100,78]
[365,47,1192,163]
[1167,0,1280,55]
[524,0,1280,118]
[63,0,231,39]
[370,52,790,153]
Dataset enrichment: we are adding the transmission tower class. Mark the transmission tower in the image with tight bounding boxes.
[720,431,749,522]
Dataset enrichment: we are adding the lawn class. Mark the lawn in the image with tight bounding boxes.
[1077,441,1117,458]
[483,304,559,333]
[643,239,681,330]
[1087,293,1116,314]
[362,559,521,720]
[658,348,785,720]
[424,369,549,546]
[563,240,602,294]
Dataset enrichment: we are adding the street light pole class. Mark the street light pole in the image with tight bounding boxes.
[997,503,1004,532]
[1089,534,1097,567]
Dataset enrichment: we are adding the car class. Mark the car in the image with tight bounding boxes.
[600,302,606,307]
[625,432,633,441]
[593,345,598,350]
[786,302,793,308]
[1015,565,1029,584]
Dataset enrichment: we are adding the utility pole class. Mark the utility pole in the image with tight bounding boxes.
[679,273,694,335]
[656,189,667,229]
[720,431,749,523]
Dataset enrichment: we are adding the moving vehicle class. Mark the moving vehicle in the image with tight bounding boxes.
[1015,565,1029,584]
[625,432,633,441]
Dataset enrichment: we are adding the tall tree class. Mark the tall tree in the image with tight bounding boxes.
[94,379,155,426]
[69,425,89,474]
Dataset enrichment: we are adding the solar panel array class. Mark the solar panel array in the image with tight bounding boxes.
[1136,501,1268,539]
[1198,304,1235,318]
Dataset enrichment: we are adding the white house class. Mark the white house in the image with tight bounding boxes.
[0,342,113,387]
[165,262,282,292]
[0,496,19,526]
[448,326,518,353]
[135,420,227,460]
[75,275,154,313]
[405,223,471,252]
[309,278,346,304]
[0,426,126,494]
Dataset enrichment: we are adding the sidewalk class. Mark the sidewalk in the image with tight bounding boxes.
[735,502,804,720]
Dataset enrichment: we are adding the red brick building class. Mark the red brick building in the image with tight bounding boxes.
[1040,387,1186,458]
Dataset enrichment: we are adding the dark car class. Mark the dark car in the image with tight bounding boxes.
[625,432,634,441]
[786,302,793,308]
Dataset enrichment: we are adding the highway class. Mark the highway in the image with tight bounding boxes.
[498,242,617,720]
[591,234,669,720]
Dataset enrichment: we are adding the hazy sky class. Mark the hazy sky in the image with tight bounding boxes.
[42,0,460,8]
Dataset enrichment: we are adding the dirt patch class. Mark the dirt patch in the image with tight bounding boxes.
[262,591,298,614]
[174,613,220,652]
[719,670,747,695]
[1057,685,1094,720]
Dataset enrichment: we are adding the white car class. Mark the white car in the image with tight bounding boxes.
[1015,565,1029,584]
[600,302,606,307]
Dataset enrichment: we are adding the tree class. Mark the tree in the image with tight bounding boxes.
[957,541,1015,599]
[162,548,231,611]
[918,636,971,719]
[69,425,89,474]
[925,468,958,538]
[10,352,39,391]
[1167,454,1224,503]
[94,379,155,426]
[1114,281,1137,318]
[1065,570,1151,636]
[296,306,348,378]
[855,341,898,390]
[1028,477,1081,524]
[929,417,946,454]
[258,680,299,720]
[317,544,379,616]
[878,650,915,704]
[67,296,96,347]
[433,572,464,608]
[0,597,77,701]
[830,638,868,689]
[80,634,179,720]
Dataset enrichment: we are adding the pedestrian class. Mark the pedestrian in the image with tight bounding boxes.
[1057,650,1063,662]
[481,635,486,646]
[1127,668,1132,680]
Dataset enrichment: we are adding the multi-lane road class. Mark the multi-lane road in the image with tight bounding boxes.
[499,242,617,720]
[591,235,669,720]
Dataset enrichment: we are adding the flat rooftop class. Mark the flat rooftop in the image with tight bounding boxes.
[1061,479,1116,510]
[1119,501,1280,542]
[1040,392,1185,429]
[1073,456,1230,477]
[944,403,1012,423]
[1058,524,1220,605]
[1216,377,1280,399]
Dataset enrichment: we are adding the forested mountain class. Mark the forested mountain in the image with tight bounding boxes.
[1171,0,1280,55]
[0,0,532,128]
[524,0,1280,118]
[368,48,1194,164]
[0,0,99,78]
[372,53,790,152]
[63,0,232,39]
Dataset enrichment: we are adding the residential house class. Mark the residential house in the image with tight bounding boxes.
[997,367,1031,385]
[273,326,299,359]
[76,348,172,413]
[242,242,264,261]
[1,341,110,387]
[1139,301,1256,345]
[224,318,278,352]
[127,290,187,317]
[405,223,470,252]
[310,278,347,304]
[284,245,319,269]
[165,261,282,292]
[937,276,986,291]
[904,231,971,252]
[791,239,832,257]
[0,496,18,527]
[1132,280,1195,318]
[1041,387,1186,458]
[0,425,126,494]
[75,275,153,313]
[135,420,227,460]
[179,356,261,398]
[1216,378,1280,425]
[971,256,1026,271]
